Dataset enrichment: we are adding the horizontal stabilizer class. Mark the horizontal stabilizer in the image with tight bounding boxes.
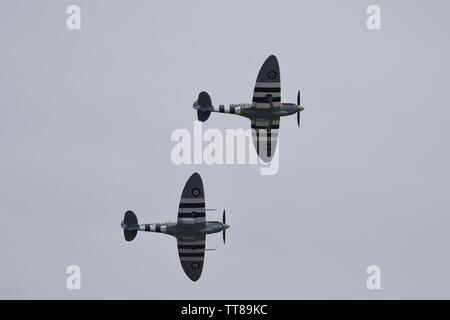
[123,210,138,242]
[198,91,212,108]
[194,91,212,122]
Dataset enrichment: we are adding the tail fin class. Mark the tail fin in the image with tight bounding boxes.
[122,210,138,242]
[193,91,213,122]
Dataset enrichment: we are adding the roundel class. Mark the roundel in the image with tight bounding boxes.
[192,188,201,197]
[191,262,199,269]
[267,70,277,79]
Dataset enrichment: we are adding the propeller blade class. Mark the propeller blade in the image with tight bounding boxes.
[297,90,301,106]
[223,209,226,244]
[297,111,300,127]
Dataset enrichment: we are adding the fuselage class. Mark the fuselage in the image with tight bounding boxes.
[121,221,229,237]
[211,102,302,120]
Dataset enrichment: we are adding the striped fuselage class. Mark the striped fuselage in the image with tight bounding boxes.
[136,221,225,237]
[210,81,298,120]
[212,102,298,120]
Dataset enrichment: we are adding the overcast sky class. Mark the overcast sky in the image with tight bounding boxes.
[1,0,450,299]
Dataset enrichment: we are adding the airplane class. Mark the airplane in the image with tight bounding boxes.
[120,172,229,282]
[193,55,305,162]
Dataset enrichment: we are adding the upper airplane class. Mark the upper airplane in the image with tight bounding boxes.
[121,172,229,282]
[193,55,305,162]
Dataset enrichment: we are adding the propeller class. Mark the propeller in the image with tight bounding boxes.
[222,209,226,244]
[297,90,301,127]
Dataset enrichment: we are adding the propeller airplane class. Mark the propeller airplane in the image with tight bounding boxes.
[194,55,305,162]
[121,172,229,281]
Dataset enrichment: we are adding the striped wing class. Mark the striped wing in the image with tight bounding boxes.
[252,55,281,109]
[178,172,206,226]
[177,172,206,281]
[177,236,205,282]
[251,118,280,163]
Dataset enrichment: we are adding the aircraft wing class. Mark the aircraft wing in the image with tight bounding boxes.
[177,236,206,282]
[251,118,280,163]
[178,172,206,226]
[176,172,206,281]
[252,55,281,109]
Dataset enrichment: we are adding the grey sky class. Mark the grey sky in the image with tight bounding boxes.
[1,0,450,299]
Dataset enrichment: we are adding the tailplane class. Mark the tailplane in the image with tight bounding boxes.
[193,91,213,122]
[121,210,138,242]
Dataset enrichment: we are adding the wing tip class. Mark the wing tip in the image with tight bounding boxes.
[256,55,280,83]
[265,54,278,64]
[190,172,201,178]
[180,260,204,282]
[188,172,202,184]
[188,274,201,282]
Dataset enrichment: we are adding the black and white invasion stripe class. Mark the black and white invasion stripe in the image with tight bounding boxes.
[213,104,244,115]
[253,82,281,109]
[177,239,205,262]
[178,197,206,225]
[251,119,279,158]
[139,223,167,233]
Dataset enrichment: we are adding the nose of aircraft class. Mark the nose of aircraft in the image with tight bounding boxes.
[224,224,230,229]
[298,105,305,112]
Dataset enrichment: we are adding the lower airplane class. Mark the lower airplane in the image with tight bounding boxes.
[121,172,229,281]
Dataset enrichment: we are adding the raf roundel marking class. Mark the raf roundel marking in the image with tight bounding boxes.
[192,188,201,197]
[191,263,199,269]
[267,70,277,79]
